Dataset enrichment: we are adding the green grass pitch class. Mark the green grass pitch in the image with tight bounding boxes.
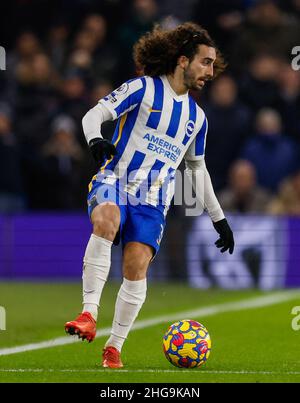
[0,282,300,383]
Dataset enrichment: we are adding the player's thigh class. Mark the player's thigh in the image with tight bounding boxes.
[91,202,121,240]
[122,242,154,280]
[122,204,165,262]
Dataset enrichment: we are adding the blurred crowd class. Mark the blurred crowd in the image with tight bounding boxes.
[0,0,300,215]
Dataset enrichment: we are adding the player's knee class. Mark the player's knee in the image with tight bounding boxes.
[123,260,148,280]
[92,203,120,241]
[93,216,119,241]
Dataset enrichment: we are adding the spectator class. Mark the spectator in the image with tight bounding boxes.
[40,115,86,210]
[47,23,70,72]
[56,73,89,145]
[193,0,246,51]
[73,15,119,85]
[67,49,93,81]
[13,52,60,147]
[9,31,41,65]
[238,54,282,111]
[231,0,300,70]
[241,108,299,193]
[4,32,42,104]
[218,160,271,213]
[268,169,300,215]
[117,0,159,80]
[0,104,24,213]
[203,75,252,190]
[276,63,300,141]
[82,14,107,43]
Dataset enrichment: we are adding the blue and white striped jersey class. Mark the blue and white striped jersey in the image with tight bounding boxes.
[95,75,208,215]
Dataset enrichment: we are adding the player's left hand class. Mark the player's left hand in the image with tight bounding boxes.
[88,138,116,165]
[213,218,234,254]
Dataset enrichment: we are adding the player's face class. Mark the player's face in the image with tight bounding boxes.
[183,45,216,91]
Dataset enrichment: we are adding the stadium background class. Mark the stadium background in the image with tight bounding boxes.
[0,0,300,288]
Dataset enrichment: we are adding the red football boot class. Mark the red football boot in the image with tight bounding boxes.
[65,312,96,342]
[102,346,123,368]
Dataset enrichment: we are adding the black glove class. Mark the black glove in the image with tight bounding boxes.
[88,138,116,165]
[213,218,234,254]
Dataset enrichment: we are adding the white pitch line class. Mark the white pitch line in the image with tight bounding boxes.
[0,290,299,357]
[0,369,300,375]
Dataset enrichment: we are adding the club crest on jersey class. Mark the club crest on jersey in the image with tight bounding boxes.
[185,120,195,137]
[116,82,129,95]
[104,83,129,104]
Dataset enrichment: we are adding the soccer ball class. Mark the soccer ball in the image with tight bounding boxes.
[163,319,211,368]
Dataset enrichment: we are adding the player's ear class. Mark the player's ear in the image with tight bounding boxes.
[178,55,189,70]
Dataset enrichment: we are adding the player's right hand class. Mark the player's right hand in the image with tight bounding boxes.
[88,138,116,165]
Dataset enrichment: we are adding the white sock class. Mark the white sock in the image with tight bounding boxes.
[105,278,147,352]
[82,234,112,321]
[82,303,98,320]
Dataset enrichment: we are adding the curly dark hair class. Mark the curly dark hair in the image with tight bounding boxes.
[133,22,226,78]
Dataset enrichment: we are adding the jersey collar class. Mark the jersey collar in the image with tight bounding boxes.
[160,75,189,101]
